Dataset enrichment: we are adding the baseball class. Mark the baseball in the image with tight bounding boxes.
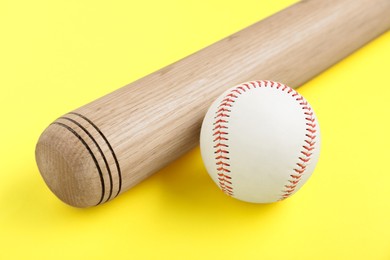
[200,80,320,203]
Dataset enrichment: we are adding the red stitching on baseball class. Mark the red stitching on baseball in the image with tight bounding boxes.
[306,134,316,139]
[299,157,310,163]
[213,131,228,136]
[216,161,230,166]
[215,113,229,118]
[214,119,228,124]
[215,149,229,154]
[238,86,246,92]
[214,136,228,141]
[280,87,318,200]
[213,125,228,131]
[226,94,238,98]
[301,151,312,157]
[222,98,235,103]
[213,81,266,196]
[305,140,315,146]
[215,155,229,160]
[303,145,314,151]
[217,108,231,112]
[217,167,230,172]
[219,102,233,107]
[218,173,231,178]
[290,174,302,179]
[214,143,228,148]
[294,168,305,174]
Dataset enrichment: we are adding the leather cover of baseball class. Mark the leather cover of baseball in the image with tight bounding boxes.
[200,80,320,203]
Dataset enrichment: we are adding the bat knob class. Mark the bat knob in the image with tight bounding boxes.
[35,118,110,208]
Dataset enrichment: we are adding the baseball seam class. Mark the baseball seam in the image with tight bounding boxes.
[280,89,317,200]
[212,80,317,200]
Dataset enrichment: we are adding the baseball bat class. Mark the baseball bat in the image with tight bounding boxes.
[36,0,390,207]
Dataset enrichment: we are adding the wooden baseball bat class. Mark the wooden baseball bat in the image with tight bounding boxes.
[36,0,390,207]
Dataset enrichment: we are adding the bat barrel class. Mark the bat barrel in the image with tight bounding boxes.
[36,0,390,207]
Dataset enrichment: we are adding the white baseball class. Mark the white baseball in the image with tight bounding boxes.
[200,80,320,203]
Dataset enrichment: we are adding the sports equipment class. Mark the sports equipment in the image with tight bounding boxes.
[35,0,390,207]
[200,80,320,203]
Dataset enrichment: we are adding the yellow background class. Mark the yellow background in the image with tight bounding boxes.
[1,0,389,259]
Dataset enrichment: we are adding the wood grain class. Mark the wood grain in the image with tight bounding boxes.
[36,0,390,207]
